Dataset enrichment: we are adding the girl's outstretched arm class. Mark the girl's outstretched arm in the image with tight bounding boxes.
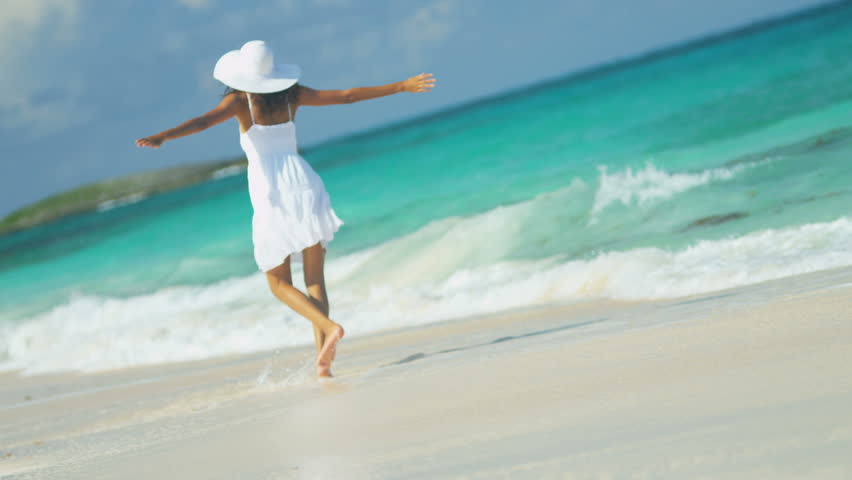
[299,73,436,106]
[136,92,240,148]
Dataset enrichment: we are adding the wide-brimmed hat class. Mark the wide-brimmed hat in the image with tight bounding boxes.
[213,40,301,93]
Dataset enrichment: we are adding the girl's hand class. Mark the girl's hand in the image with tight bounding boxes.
[402,73,436,93]
[136,134,166,148]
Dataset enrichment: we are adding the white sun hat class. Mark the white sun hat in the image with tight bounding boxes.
[213,40,301,93]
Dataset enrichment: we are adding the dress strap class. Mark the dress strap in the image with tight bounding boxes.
[246,93,256,126]
[287,99,293,122]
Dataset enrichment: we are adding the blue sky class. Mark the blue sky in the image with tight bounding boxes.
[0,0,836,216]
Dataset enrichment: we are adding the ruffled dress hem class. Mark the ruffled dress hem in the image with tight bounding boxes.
[254,210,344,271]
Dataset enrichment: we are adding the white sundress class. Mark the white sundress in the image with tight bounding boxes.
[239,93,343,271]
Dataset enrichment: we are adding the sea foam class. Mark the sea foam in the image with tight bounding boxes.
[209,165,245,180]
[2,212,849,375]
[96,192,147,212]
[590,161,759,220]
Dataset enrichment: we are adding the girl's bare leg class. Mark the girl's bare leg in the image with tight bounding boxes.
[302,243,342,376]
[303,243,330,354]
[303,301,327,355]
[265,253,343,377]
[311,324,324,353]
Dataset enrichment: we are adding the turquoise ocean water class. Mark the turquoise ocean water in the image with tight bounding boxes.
[2,5,851,374]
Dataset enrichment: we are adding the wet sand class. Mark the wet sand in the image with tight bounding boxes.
[1,266,851,479]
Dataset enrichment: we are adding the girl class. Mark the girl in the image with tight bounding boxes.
[136,40,435,377]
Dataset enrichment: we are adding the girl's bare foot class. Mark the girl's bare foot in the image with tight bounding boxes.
[316,325,344,376]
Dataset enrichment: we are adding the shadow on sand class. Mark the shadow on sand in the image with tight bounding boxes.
[383,318,607,368]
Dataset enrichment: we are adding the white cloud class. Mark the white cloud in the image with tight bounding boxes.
[0,0,78,38]
[392,0,461,67]
[317,28,381,65]
[0,0,85,138]
[282,0,464,87]
[306,0,462,70]
[177,0,212,8]
[285,21,340,46]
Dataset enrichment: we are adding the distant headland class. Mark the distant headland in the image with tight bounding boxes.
[0,157,247,235]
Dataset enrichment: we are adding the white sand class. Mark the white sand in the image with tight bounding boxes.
[1,266,851,479]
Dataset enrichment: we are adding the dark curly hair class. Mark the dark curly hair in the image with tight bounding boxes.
[224,83,300,114]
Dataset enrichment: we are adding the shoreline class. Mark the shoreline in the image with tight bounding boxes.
[3,263,849,384]
[1,266,851,478]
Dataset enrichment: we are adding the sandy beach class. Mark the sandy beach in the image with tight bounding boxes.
[1,266,851,479]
